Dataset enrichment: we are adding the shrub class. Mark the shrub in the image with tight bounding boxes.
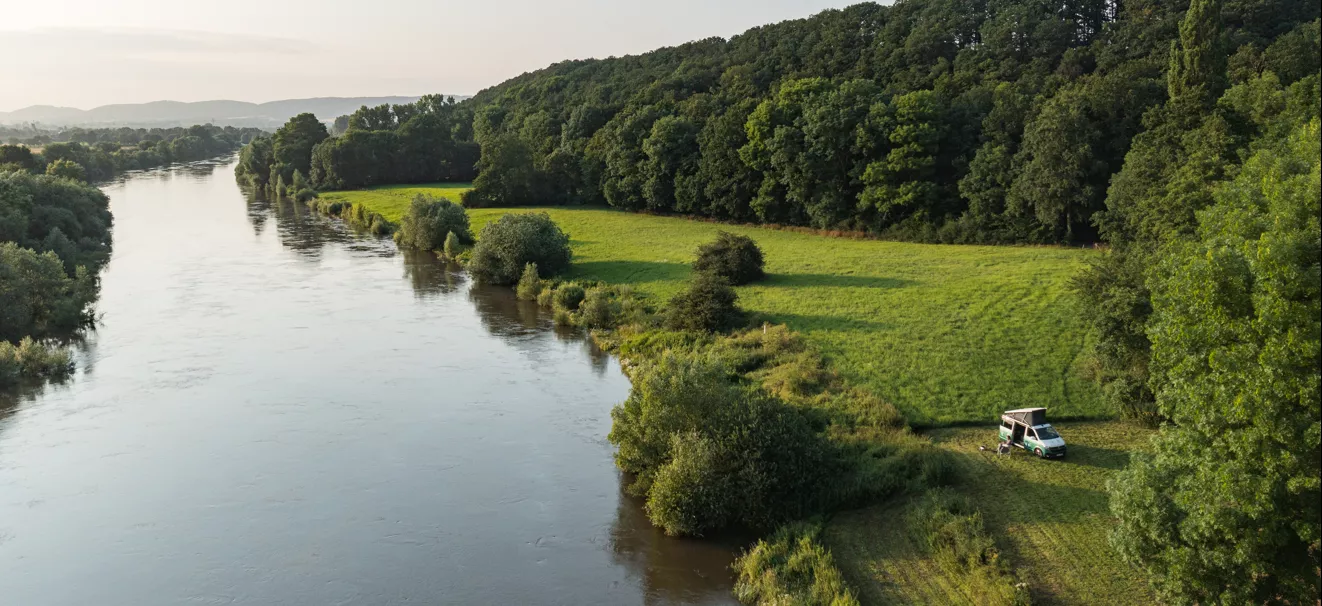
[294,188,317,202]
[45,159,86,181]
[734,522,861,606]
[552,283,586,311]
[906,489,1032,606]
[394,194,472,250]
[692,231,765,285]
[468,212,572,285]
[443,231,461,260]
[0,337,74,386]
[536,286,555,307]
[579,287,617,329]
[516,263,542,300]
[607,351,831,536]
[665,272,741,332]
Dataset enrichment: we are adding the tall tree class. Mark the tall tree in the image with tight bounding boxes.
[1108,119,1320,605]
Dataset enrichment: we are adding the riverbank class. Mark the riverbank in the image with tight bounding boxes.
[303,185,1147,604]
[320,184,1104,426]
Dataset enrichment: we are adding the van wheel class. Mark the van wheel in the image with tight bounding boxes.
[1035,448,1045,458]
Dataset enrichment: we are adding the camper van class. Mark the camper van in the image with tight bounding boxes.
[998,407,1066,458]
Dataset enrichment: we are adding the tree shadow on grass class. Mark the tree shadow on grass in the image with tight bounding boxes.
[1059,443,1133,471]
[570,260,690,284]
[763,273,917,290]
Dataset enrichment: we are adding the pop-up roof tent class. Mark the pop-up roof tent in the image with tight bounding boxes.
[1004,407,1047,426]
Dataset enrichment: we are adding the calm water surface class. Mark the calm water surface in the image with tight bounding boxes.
[0,158,737,605]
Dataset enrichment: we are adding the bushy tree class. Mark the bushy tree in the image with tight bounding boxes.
[467,212,572,285]
[1108,120,1320,604]
[0,243,95,342]
[691,231,765,285]
[45,159,86,181]
[393,195,472,251]
[665,272,742,332]
[607,352,832,536]
[272,113,329,183]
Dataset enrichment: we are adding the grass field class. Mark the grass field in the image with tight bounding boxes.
[318,183,473,223]
[322,183,1105,425]
[826,421,1155,605]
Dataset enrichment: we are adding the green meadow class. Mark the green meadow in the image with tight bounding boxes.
[318,183,474,223]
[323,183,1105,426]
[826,421,1156,605]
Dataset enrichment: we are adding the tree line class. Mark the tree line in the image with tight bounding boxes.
[234,95,477,197]
[2,124,265,182]
[241,0,1316,245]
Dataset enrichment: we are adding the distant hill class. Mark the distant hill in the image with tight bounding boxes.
[0,96,467,128]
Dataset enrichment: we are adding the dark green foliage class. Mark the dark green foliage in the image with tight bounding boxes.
[515,262,541,300]
[1072,248,1161,425]
[393,194,472,251]
[308,96,478,190]
[551,283,585,311]
[907,490,1032,605]
[665,272,741,332]
[461,134,540,207]
[467,212,572,285]
[272,113,328,185]
[607,352,832,536]
[450,0,1314,243]
[0,170,113,275]
[1108,120,1320,605]
[0,243,96,342]
[692,231,765,285]
[734,522,861,606]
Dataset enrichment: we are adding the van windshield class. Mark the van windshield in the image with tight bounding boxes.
[1035,426,1061,440]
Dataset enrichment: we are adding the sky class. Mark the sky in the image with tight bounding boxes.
[1,0,858,111]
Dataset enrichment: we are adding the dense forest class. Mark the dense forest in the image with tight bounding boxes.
[234,96,477,195]
[243,0,1316,245]
[2,124,265,182]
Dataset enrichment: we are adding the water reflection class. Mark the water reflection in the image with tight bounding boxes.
[609,481,743,605]
[2,158,739,605]
[400,249,464,298]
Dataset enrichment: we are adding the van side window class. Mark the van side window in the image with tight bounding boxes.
[1002,420,1012,430]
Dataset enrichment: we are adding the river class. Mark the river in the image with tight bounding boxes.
[0,158,738,605]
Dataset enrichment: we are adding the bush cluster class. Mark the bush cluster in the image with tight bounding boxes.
[607,352,832,536]
[468,212,571,285]
[393,194,472,250]
[692,231,765,285]
[0,337,74,387]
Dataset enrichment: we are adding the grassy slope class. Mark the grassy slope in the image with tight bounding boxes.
[319,183,473,223]
[826,421,1156,605]
[322,183,1104,425]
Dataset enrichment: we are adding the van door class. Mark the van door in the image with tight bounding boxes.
[1011,423,1025,445]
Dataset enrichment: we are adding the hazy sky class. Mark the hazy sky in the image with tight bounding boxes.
[1,0,857,111]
